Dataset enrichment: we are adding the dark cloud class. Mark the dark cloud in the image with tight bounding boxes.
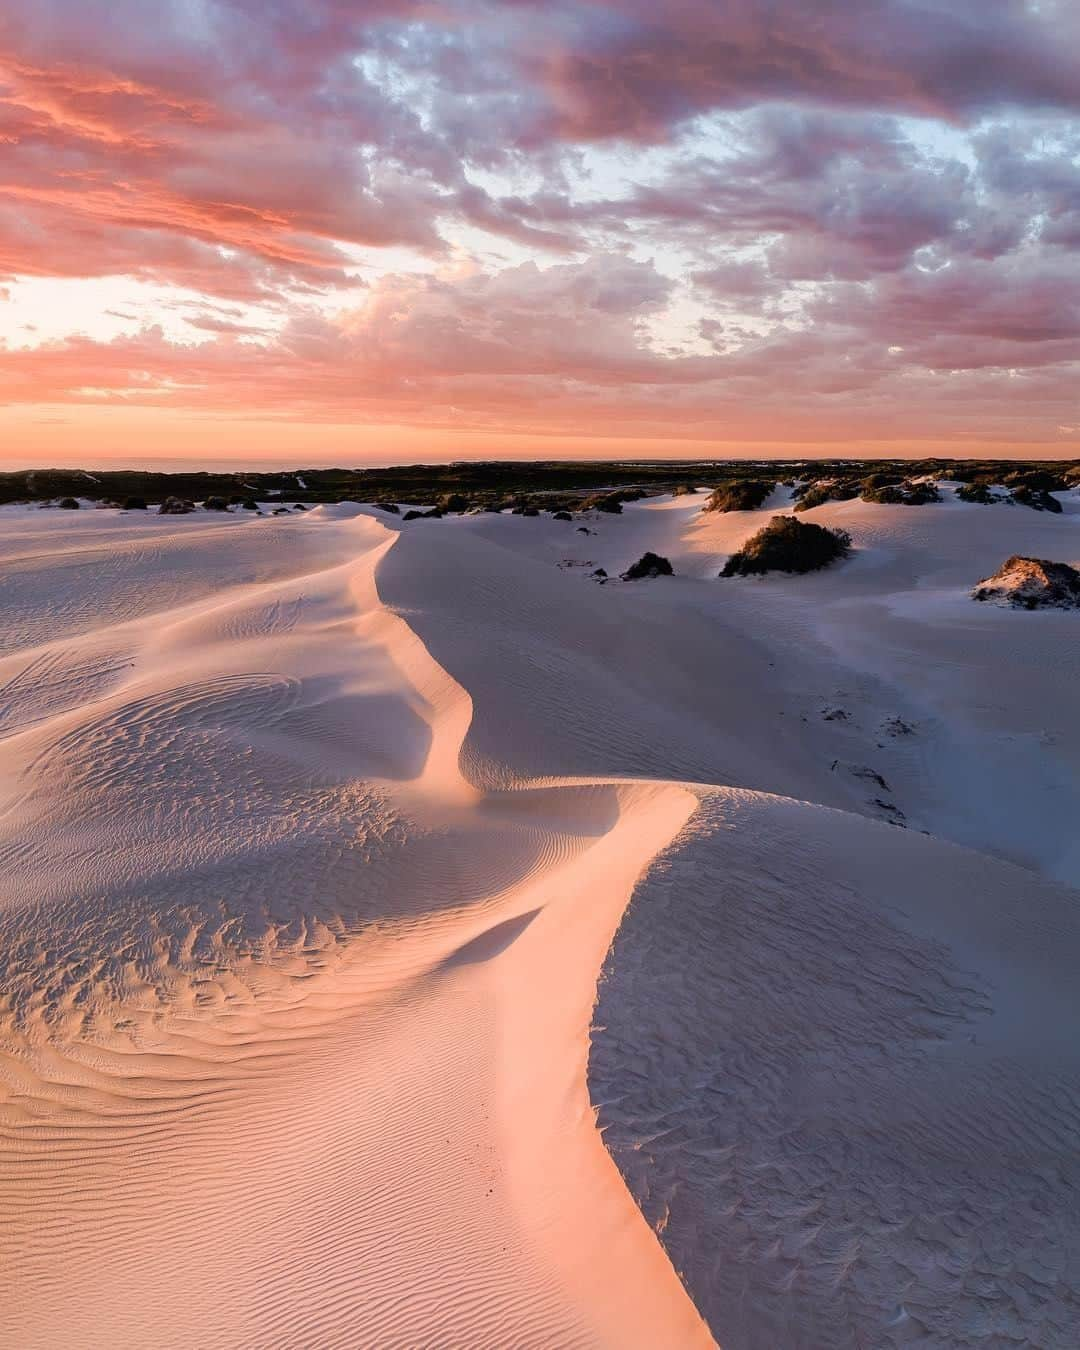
[512,0,1080,142]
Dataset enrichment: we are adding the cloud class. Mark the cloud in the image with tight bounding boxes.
[3,1,1080,454]
[3,251,1079,453]
[515,0,1080,143]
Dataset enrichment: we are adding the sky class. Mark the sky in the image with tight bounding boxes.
[2,0,1080,466]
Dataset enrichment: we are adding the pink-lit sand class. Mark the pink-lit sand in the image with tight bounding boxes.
[2,486,1079,1346]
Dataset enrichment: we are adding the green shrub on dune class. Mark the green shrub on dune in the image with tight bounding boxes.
[792,479,860,512]
[721,515,852,577]
[861,478,940,505]
[621,552,674,580]
[703,479,775,513]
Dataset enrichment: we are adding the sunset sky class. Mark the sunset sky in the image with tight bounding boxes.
[3,1,1080,466]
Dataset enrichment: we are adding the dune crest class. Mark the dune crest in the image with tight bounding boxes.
[0,507,709,1348]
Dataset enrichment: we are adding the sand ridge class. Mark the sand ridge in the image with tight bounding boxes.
[0,504,710,1348]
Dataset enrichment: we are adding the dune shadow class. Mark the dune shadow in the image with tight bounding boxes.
[439,908,542,970]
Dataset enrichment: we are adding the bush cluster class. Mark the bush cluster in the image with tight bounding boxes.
[703,479,775,512]
[721,516,852,576]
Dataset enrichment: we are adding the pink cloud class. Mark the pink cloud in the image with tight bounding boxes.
[2,1,1080,455]
[3,253,1079,453]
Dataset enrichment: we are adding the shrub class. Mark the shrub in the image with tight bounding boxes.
[862,478,940,505]
[721,515,851,576]
[860,472,904,492]
[792,479,860,512]
[973,556,1080,608]
[1004,469,1068,493]
[122,496,147,510]
[203,495,230,511]
[957,480,997,504]
[552,510,572,520]
[1011,486,1062,513]
[671,484,698,496]
[58,497,80,509]
[582,494,624,514]
[703,479,775,513]
[621,552,674,580]
[158,496,195,514]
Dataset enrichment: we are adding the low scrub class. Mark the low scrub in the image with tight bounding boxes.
[721,516,851,577]
[973,556,1080,609]
[703,479,775,513]
[1011,486,1062,513]
[792,478,860,512]
[862,478,940,505]
[621,552,674,580]
[581,493,625,514]
[956,480,1000,504]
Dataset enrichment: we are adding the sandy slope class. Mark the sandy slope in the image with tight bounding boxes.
[0,505,709,1348]
[2,488,1079,1347]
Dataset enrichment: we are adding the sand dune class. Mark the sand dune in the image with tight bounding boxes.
[2,488,1079,1346]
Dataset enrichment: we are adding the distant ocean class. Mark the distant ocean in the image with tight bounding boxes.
[0,453,768,473]
[0,455,409,473]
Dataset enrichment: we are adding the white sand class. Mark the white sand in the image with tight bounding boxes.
[1,488,1079,1347]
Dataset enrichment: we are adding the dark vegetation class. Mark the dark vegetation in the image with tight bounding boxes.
[793,471,940,510]
[973,556,1080,609]
[1010,485,1062,513]
[955,468,1067,511]
[702,479,775,512]
[861,478,940,505]
[3,459,1075,518]
[721,516,852,577]
[956,481,1001,504]
[792,478,861,511]
[621,552,674,580]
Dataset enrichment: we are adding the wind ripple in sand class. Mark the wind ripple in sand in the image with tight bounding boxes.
[367,504,1080,1350]
[592,792,1080,1348]
[7,497,1079,1349]
[0,509,710,1349]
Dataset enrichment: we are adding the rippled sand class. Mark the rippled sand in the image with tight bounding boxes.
[2,488,1079,1347]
